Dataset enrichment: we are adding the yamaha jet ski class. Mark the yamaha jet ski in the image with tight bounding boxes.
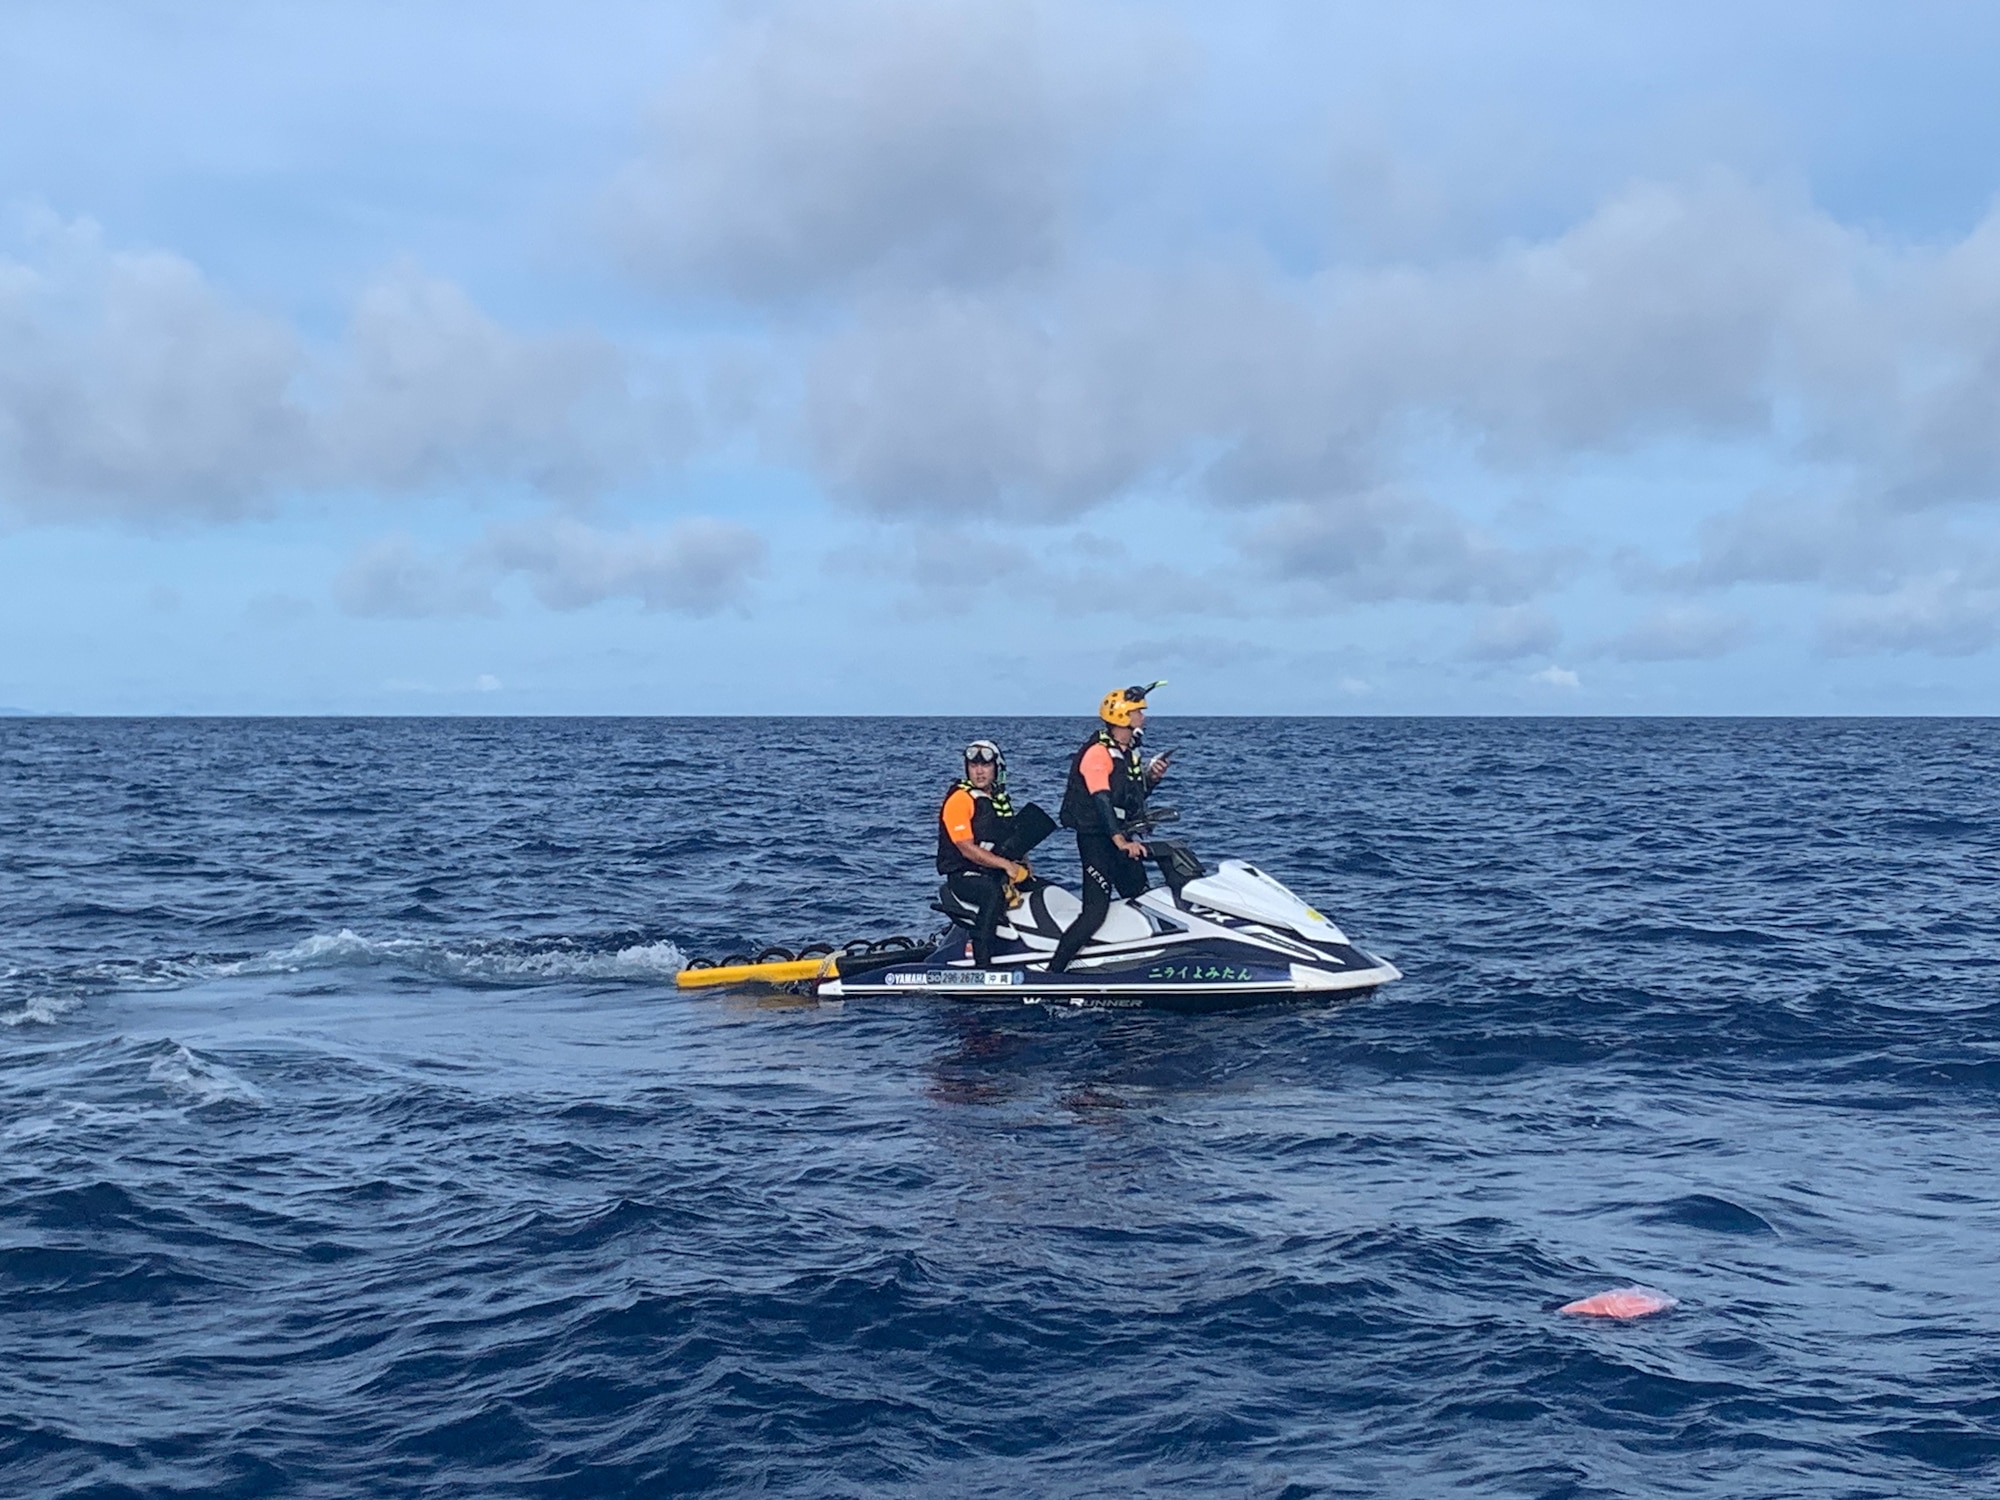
[819,830,1401,1013]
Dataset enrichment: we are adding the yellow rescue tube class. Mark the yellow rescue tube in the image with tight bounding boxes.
[674,955,837,990]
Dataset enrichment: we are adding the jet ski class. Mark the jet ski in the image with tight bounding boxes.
[818,836,1401,1013]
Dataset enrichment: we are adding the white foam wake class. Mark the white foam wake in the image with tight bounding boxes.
[148,1043,265,1106]
[216,931,688,985]
[0,994,81,1028]
[4,1099,188,1141]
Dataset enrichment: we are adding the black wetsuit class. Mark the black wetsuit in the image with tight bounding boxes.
[1048,732,1154,974]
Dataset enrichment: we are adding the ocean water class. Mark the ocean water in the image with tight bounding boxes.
[3,716,1998,1499]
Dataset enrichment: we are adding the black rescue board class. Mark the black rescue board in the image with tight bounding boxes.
[992,803,1057,860]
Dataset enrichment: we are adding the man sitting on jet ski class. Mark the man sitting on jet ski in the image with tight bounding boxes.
[935,740,1033,968]
[1047,684,1172,975]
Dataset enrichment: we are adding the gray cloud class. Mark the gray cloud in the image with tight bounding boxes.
[609,0,1120,303]
[823,503,1562,626]
[1647,489,2000,658]
[1616,488,1980,615]
[0,219,305,522]
[1425,176,1840,459]
[837,520,1239,620]
[338,516,764,612]
[335,535,499,619]
[1603,605,1751,661]
[1668,494,1879,590]
[806,280,1210,519]
[482,516,767,614]
[338,517,767,619]
[315,267,649,500]
[1114,635,1274,671]
[797,179,1847,527]
[784,168,2000,628]
[1243,492,1572,605]
[0,221,660,526]
[1818,572,2000,658]
[602,2,1873,546]
[27,2,2000,660]
[1463,605,1562,661]
[1866,214,2000,508]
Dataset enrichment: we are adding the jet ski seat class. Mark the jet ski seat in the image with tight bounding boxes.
[1019,882,1156,943]
[934,879,1068,931]
[936,879,1157,946]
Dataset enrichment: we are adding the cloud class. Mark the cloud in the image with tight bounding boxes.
[1651,489,2000,658]
[777,153,2000,642]
[1428,175,1844,459]
[1463,604,1562,661]
[28,5,2000,677]
[0,219,659,526]
[338,517,766,618]
[792,178,1839,524]
[827,500,1557,623]
[1529,664,1580,690]
[825,519,1240,619]
[608,0,1166,303]
[1243,492,1572,604]
[805,281,1205,520]
[314,266,649,500]
[783,174,1889,632]
[0,217,304,522]
[1604,604,1751,661]
[1629,481,2000,657]
[335,535,499,618]
[1650,492,1930,593]
[1818,572,2000,657]
[482,515,767,614]
[1871,211,2000,507]
[1114,635,1273,671]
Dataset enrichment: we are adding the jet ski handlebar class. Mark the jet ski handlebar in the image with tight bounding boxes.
[1142,836,1205,894]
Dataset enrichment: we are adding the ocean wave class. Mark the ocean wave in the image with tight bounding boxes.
[0,995,81,1028]
[147,1043,265,1107]
[3,1099,185,1141]
[0,956,206,1007]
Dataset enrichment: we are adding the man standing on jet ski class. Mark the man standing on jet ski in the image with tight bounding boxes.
[1047,684,1171,974]
[937,740,1032,968]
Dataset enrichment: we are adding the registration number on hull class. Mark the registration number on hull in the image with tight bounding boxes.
[885,969,1023,987]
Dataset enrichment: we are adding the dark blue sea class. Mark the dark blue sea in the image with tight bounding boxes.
[4,717,1998,1498]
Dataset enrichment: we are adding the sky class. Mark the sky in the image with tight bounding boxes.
[6,0,2000,715]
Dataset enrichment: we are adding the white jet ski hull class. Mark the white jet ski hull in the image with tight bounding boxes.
[819,858,1401,1012]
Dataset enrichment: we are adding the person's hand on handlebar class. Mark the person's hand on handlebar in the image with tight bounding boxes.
[1114,833,1148,859]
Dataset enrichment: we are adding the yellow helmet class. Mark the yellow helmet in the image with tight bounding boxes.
[1098,680,1165,727]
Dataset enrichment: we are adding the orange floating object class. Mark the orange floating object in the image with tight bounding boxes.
[1559,1286,1678,1319]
